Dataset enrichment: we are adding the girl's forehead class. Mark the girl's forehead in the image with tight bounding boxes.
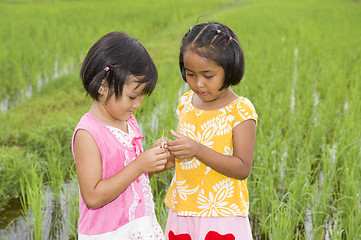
[183,50,219,69]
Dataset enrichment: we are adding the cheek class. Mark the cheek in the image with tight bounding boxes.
[212,77,225,89]
[185,78,196,88]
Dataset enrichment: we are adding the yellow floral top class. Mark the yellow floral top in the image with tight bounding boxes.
[165,90,258,217]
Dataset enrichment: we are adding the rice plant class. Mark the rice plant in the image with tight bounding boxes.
[0,0,360,239]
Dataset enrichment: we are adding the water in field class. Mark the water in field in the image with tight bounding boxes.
[1,201,269,240]
[0,190,323,240]
[0,183,77,240]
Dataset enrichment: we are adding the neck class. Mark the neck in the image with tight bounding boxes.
[89,101,128,132]
[193,88,238,111]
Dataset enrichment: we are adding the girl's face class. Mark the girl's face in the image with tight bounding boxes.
[99,77,145,123]
[183,50,228,105]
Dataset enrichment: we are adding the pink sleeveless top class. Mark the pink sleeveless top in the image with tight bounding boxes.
[72,113,155,235]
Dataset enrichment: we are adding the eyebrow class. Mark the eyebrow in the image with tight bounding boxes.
[131,86,146,95]
[184,67,214,73]
[130,90,143,95]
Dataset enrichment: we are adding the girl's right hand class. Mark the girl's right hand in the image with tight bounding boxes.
[134,147,168,173]
[167,130,200,159]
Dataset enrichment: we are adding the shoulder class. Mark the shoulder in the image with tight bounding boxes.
[237,97,257,112]
[176,90,193,117]
[72,113,113,148]
[178,90,193,107]
[72,114,104,156]
[232,97,258,124]
[75,113,104,134]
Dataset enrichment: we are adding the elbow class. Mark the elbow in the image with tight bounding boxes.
[232,171,250,180]
[232,162,251,180]
[233,157,252,180]
[81,193,105,209]
[85,199,105,209]
[237,172,250,180]
[83,197,101,209]
[86,202,101,210]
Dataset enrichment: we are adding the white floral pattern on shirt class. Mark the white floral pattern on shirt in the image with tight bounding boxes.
[165,90,258,217]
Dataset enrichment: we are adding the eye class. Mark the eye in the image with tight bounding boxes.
[204,75,214,79]
[186,72,194,77]
[129,96,136,100]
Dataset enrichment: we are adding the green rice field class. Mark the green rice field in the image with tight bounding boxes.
[0,0,360,239]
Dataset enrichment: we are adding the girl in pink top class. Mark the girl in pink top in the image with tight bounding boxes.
[72,32,174,239]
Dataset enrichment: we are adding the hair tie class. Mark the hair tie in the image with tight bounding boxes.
[217,30,221,34]
[228,36,232,41]
[104,66,110,72]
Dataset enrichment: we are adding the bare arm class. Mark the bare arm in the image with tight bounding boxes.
[74,129,168,209]
[167,119,256,180]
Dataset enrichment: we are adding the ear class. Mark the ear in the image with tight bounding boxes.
[98,80,107,95]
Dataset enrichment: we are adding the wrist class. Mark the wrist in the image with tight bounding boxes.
[194,141,203,158]
[131,157,144,174]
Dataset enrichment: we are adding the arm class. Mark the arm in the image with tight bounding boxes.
[167,119,256,180]
[73,129,168,209]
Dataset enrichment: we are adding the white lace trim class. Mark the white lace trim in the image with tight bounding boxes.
[78,214,164,240]
[107,123,135,148]
[108,123,154,221]
[139,173,155,215]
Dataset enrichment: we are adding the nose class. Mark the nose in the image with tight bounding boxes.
[195,77,204,88]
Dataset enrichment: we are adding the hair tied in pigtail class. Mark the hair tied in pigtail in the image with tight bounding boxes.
[104,66,110,72]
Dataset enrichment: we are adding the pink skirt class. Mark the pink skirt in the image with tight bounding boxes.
[165,210,253,240]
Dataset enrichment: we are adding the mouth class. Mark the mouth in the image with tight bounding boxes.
[198,92,208,96]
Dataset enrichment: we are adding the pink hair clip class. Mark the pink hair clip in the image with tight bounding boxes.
[217,30,221,34]
[228,37,232,41]
[104,66,110,72]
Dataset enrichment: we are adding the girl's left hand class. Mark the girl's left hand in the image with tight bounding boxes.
[149,137,174,178]
[167,130,200,159]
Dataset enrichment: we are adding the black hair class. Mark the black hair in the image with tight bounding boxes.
[80,31,157,101]
[179,22,245,90]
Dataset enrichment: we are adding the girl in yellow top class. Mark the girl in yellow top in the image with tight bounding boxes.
[164,22,258,240]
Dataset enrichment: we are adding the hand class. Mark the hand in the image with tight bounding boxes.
[167,130,200,159]
[134,147,168,173]
[165,154,176,169]
[151,137,169,149]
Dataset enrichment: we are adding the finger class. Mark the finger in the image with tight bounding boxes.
[151,142,161,148]
[172,153,186,160]
[152,147,167,154]
[156,152,169,160]
[170,129,183,139]
[166,140,175,147]
[151,140,162,148]
[155,164,166,171]
[156,159,167,166]
[167,139,184,147]
[168,150,185,159]
[167,144,185,152]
